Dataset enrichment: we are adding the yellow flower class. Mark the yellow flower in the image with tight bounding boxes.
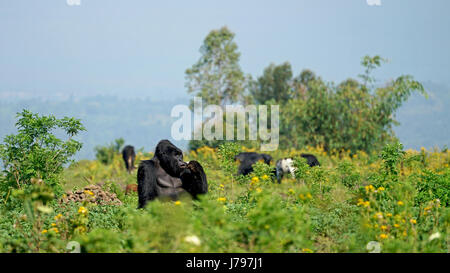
[78,206,88,215]
[50,227,59,233]
[363,201,370,208]
[380,225,387,231]
[288,188,295,194]
[377,187,385,192]
[251,177,259,183]
[379,233,388,239]
[219,184,224,188]
[374,212,383,219]
[51,223,56,227]
[54,213,63,220]
[41,229,48,234]
[174,201,181,206]
[397,201,404,206]
[410,219,417,224]
[302,248,313,253]
[256,188,262,193]
[299,194,306,200]
[306,193,312,199]
[84,190,94,196]
[262,174,269,180]
[386,213,392,217]
[402,231,407,237]
[365,185,375,193]
[394,224,400,228]
[217,197,227,202]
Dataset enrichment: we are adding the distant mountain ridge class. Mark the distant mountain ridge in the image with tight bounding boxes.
[0,82,448,160]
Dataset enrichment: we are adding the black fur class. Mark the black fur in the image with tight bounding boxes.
[300,153,320,167]
[234,152,272,176]
[137,140,208,208]
[122,145,136,173]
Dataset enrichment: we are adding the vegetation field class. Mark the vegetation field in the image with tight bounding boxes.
[0,139,448,253]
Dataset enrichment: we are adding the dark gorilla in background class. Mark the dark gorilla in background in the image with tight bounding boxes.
[137,140,208,208]
[235,152,273,176]
[122,145,136,174]
[299,153,320,167]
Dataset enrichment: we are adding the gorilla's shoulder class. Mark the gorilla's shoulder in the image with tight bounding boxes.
[138,159,156,169]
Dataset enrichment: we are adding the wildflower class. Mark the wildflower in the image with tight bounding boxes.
[219,184,224,188]
[363,201,370,208]
[184,235,201,246]
[262,174,269,180]
[54,214,63,220]
[256,188,262,193]
[306,193,312,199]
[410,219,417,224]
[50,227,59,233]
[217,197,227,202]
[379,233,388,239]
[174,201,181,206]
[251,177,259,183]
[365,185,375,193]
[84,190,94,196]
[51,223,56,227]
[380,225,387,231]
[429,232,441,241]
[397,201,404,206]
[386,213,392,217]
[41,229,48,234]
[393,224,400,228]
[302,248,313,253]
[377,187,385,192]
[288,188,295,194]
[78,206,88,215]
[402,231,407,237]
[374,212,383,219]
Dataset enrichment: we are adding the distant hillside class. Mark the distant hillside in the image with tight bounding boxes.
[0,82,448,161]
[0,96,189,160]
[394,81,449,150]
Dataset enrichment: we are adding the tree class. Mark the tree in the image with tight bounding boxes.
[280,56,426,154]
[250,62,293,105]
[185,26,246,108]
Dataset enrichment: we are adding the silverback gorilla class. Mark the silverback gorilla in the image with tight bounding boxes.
[122,145,136,174]
[235,152,273,176]
[137,140,208,208]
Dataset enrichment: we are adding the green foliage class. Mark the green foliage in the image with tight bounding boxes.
[185,26,247,108]
[280,56,426,154]
[415,169,450,206]
[0,110,85,196]
[94,138,124,165]
[380,142,406,183]
[250,62,293,105]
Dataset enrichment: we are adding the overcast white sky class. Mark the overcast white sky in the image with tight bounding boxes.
[0,0,449,99]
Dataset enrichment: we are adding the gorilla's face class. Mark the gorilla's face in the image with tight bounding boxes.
[155,140,187,177]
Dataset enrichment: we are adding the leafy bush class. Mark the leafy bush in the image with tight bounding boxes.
[0,110,85,196]
[94,138,124,165]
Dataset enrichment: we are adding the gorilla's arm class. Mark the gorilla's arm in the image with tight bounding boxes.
[137,160,158,208]
[180,160,208,199]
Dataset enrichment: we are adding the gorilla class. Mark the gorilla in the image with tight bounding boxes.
[275,154,320,183]
[122,145,136,174]
[137,140,208,208]
[234,152,272,176]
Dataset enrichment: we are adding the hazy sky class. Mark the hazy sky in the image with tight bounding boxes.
[0,0,449,99]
